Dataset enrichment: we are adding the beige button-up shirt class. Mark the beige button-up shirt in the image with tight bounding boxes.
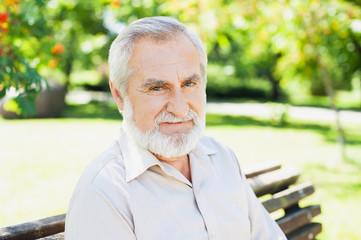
[65,125,286,240]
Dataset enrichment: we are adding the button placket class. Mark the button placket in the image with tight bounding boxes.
[193,187,218,240]
[190,151,218,239]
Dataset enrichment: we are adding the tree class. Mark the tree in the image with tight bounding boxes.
[0,0,55,116]
[0,0,119,116]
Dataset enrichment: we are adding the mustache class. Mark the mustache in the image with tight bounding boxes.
[155,109,199,125]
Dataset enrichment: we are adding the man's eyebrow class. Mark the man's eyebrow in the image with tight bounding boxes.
[141,73,201,89]
[185,73,201,82]
[141,78,168,89]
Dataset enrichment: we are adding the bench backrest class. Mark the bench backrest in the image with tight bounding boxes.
[244,161,322,240]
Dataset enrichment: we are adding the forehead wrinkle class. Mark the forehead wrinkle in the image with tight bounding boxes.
[145,58,191,67]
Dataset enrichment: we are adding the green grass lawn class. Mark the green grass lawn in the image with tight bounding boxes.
[1,102,361,239]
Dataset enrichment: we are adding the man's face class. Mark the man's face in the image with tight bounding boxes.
[126,34,205,136]
[119,34,206,158]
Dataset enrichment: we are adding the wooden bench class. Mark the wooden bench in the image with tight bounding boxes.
[0,161,322,240]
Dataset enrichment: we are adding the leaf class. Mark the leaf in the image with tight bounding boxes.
[14,93,37,117]
[3,99,21,115]
[0,88,6,99]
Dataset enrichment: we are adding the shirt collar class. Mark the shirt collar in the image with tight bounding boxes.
[118,124,217,183]
[193,136,218,156]
[118,124,160,182]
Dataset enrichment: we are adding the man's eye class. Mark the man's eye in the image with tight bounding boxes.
[184,81,196,87]
[150,86,162,91]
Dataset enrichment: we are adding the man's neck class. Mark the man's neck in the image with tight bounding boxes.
[154,154,192,182]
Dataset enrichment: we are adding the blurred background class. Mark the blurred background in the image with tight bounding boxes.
[1,0,361,239]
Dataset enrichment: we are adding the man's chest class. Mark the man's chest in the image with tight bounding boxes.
[126,166,251,240]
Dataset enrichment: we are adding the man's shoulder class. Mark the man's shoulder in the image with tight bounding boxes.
[66,140,133,233]
[73,141,127,193]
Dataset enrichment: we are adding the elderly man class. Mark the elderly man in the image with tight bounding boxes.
[65,17,286,240]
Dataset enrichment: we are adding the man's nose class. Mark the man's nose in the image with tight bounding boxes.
[166,88,189,118]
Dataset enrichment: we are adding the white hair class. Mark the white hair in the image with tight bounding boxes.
[108,16,208,98]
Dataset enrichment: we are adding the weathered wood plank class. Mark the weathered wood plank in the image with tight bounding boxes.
[277,205,321,235]
[0,214,65,240]
[38,233,64,240]
[262,182,315,213]
[286,222,322,240]
[247,167,300,197]
[244,160,281,178]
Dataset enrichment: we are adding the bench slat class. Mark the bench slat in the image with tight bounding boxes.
[0,214,65,240]
[262,182,314,213]
[244,160,281,178]
[247,167,300,197]
[277,205,321,235]
[286,222,322,240]
[38,233,64,240]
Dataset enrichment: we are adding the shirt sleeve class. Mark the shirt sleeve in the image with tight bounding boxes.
[65,184,136,240]
[242,174,287,240]
[231,152,287,240]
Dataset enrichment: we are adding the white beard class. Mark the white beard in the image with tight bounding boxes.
[121,97,205,158]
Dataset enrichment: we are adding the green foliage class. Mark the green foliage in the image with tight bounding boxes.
[200,0,361,99]
[0,0,52,115]
[206,63,270,99]
[2,0,361,114]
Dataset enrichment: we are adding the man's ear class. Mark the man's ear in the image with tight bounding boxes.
[109,80,124,111]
